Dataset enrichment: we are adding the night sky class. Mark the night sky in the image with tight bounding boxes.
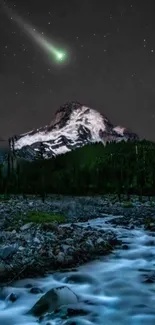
[1,0,155,141]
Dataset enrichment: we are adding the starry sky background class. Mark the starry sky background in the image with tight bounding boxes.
[0,0,155,142]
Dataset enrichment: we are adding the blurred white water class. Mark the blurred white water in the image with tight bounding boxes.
[0,215,155,325]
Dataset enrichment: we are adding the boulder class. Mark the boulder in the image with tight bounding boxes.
[29,285,79,316]
[64,273,98,285]
[0,245,18,260]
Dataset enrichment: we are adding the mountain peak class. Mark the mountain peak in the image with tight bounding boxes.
[9,101,139,160]
[56,100,82,113]
[50,101,82,129]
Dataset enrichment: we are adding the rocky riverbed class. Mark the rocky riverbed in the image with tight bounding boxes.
[0,194,155,284]
[0,213,155,325]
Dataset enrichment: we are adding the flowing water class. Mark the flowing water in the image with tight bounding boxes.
[0,215,155,325]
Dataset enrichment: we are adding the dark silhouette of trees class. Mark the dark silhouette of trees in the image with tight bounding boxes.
[0,139,155,197]
[35,142,46,202]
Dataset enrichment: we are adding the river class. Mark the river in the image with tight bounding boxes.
[0,215,155,325]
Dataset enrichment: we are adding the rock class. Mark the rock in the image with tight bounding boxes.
[45,232,57,240]
[33,237,41,244]
[9,293,17,302]
[50,305,89,320]
[122,244,129,250]
[142,274,155,284]
[56,252,65,264]
[65,239,74,245]
[29,286,79,316]
[67,307,89,317]
[85,239,94,250]
[28,202,33,207]
[20,223,33,231]
[148,223,155,231]
[0,244,18,260]
[30,287,43,294]
[61,244,72,253]
[25,283,33,288]
[144,277,154,284]
[48,250,55,259]
[147,240,155,246]
[96,237,105,245]
[64,273,98,285]
[18,246,25,251]
[57,228,65,235]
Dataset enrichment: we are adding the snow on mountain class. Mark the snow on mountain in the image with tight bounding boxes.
[9,101,138,160]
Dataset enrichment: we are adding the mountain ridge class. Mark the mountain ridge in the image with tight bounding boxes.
[9,101,139,160]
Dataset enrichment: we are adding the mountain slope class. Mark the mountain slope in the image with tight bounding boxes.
[9,101,139,160]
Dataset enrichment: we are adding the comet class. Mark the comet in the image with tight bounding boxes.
[2,4,67,64]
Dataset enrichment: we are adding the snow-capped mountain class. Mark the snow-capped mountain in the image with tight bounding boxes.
[9,101,138,160]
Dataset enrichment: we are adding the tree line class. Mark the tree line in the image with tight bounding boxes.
[0,139,155,200]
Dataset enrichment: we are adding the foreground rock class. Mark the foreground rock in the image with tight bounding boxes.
[29,286,79,316]
[0,221,119,284]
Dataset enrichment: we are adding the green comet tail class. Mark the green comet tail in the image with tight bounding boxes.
[3,5,68,65]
